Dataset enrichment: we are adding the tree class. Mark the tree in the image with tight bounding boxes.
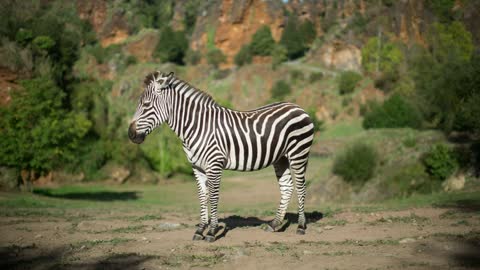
[250,25,275,56]
[361,36,403,76]
[299,20,317,45]
[280,14,307,60]
[363,94,423,129]
[206,48,226,69]
[155,26,188,65]
[428,21,473,64]
[234,44,253,66]
[338,71,362,95]
[0,77,91,178]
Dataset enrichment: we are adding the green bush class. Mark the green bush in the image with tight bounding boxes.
[306,107,324,133]
[270,80,291,101]
[206,48,226,69]
[280,14,307,60]
[309,72,323,83]
[333,142,378,185]
[250,26,275,56]
[338,71,362,95]
[386,163,439,197]
[234,44,252,67]
[363,94,422,129]
[299,20,317,45]
[32,36,56,52]
[184,48,201,65]
[154,26,188,65]
[15,28,33,46]
[0,77,91,175]
[271,44,288,69]
[423,144,458,180]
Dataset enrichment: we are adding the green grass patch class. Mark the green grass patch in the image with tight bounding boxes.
[318,120,363,140]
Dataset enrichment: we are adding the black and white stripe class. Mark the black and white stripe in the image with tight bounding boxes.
[128,71,314,241]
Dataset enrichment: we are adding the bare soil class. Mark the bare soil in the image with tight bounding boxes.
[1,175,479,270]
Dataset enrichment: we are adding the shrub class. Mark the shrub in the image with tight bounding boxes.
[250,25,275,56]
[423,144,458,180]
[32,35,56,53]
[338,71,362,95]
[206,48,226,69]
[361,36,403,79]
[290,70,304,82]
[270,80,291,101]
[271,44,288,69]
[280,14,307,60]
[154,26,188,65]
[299,19,317,45]
[309,72,323,83]
[333,142,378,185]
[386,163,439,197]
[0,77,91,175]
[363,94,422,129]
[306,107,324,133]
[15,28,33,46]
[234,44,252,67]
[184,49,201,65]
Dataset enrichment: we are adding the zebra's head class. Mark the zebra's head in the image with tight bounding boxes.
[128,71,175,144]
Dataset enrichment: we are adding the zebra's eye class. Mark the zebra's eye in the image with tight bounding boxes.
[143,100,151,107]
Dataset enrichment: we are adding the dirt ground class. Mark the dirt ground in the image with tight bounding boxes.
[1,174,479,270]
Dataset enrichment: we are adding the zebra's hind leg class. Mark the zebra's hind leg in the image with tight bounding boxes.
[265,156,293,232]
[290,159,309,235]
[192,168,209,241]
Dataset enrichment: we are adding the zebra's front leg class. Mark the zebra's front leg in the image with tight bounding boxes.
[193,168,209,241]
[204,167,223,242]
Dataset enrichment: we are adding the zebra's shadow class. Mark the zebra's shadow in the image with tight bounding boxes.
[216,211,324,240]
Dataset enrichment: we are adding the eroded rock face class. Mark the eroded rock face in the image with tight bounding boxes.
[190,0,284,67]
[76,0,130,47]
[316,41,362,72]
[124,30,160,62]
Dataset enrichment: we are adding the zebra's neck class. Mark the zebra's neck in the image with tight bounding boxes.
[166,78,222,143]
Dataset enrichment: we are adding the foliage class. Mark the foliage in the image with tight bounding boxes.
[306,107,324,133]
[0,77,91,173]
[270,80,291,101]
[280,14,310,60]
[154,26,188,65]
[338,71,362,95]
[206,48,226,69]
[423,144,458,180]
[428,21,473,64]
[32,36,56,53]
[250,26,275,56]
[428,0,455,22]
[184,49,201,65]
[271,44,288,69]
[361,36,403,77]
[386,163,439,197]
[290,70,304,83]
[309,72,323,83]
[363,94,422,129]
[299,19,317,45]
[140,126,192,177]
[333,142,378,185]
[15,28,33,46]
[234,44,253,67]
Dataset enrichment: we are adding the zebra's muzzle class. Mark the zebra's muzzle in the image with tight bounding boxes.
[128,121,146,144]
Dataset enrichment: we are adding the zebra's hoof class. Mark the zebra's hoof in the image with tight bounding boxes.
[262,223,276,232]
[296,228,306,235]
[204,234,216,243]
[192,233,204,241]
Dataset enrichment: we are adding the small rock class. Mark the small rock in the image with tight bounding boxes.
[34,234,42,239]
[324,225,335,230]
[399,238,416,244]
[158,223,182,230]
[442,174,465,191]
[316,228,324,234]
[303,250,313,255]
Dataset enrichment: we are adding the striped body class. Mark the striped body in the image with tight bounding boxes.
[129,72,314,241]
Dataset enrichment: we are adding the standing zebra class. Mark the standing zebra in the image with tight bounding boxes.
[128,71,314,242]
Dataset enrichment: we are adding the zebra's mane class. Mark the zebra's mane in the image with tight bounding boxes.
[143,71,217,105]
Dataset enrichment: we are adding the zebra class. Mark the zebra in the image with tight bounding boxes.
[128,71,314,242]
